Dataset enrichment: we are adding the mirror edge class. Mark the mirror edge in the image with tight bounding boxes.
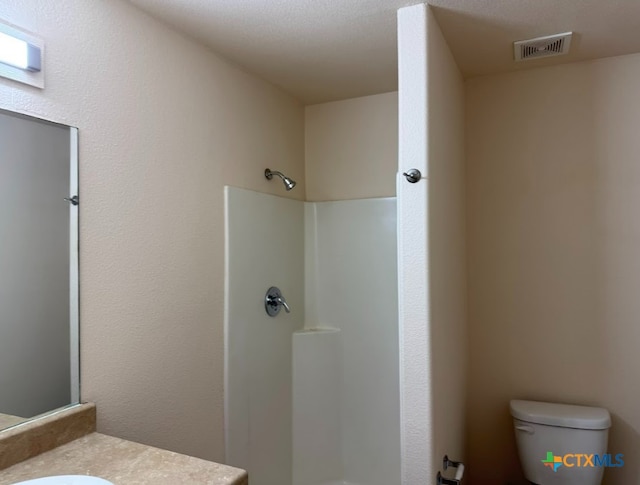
[70,126,80,406]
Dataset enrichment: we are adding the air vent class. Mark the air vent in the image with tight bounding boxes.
[514,32,572,61]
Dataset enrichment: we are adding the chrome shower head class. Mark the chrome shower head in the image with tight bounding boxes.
[265,168,296,191]
[282,177,296,191]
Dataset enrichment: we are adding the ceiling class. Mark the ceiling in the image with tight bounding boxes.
[128,0,640,104]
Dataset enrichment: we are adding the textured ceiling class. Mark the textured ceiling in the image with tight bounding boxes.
[128,0,640,104]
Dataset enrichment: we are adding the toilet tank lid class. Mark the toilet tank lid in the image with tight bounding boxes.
[510,400,611,430]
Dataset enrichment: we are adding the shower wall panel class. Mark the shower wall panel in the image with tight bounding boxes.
[225,187,304,485]
[300,198,400,485]
[292,329,343,485]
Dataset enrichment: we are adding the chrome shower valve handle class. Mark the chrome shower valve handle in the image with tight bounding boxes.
[276,296,291,313]
[265,287,291,317]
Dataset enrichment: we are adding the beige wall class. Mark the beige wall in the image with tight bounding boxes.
[0,0,304,461]
[426,6,468,475]
[305,92,397,201]
[466,53,640,484]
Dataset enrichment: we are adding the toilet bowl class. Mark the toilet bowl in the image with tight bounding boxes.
[510,400,611,485]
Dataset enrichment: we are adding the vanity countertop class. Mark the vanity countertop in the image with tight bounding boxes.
[0,415,25,431]
[0,432,248,485]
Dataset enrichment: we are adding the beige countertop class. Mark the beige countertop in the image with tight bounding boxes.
[0,415,26,431]
[0,433,247,485]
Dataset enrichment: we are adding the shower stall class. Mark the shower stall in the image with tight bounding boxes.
[225,4,468,485]
[224,187,399,485]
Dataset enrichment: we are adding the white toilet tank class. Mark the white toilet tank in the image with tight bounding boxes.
[510,400,611,485]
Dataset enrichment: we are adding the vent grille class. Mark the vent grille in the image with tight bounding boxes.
[514,32,572,61]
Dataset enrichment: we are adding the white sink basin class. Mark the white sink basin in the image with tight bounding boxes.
[13,477,113,485]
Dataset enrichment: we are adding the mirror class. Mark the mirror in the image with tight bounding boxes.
[0,109,79,430]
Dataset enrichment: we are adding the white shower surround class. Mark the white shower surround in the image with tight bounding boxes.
[296,198,400,485]
[225,188,400,485]
[224,187,304,485]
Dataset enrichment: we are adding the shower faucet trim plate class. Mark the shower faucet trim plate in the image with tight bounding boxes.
[265,286,291,317]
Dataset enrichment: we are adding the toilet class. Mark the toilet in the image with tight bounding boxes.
[510,400,611,484]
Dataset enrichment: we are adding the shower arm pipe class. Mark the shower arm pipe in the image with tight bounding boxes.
[265,168,285,180]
